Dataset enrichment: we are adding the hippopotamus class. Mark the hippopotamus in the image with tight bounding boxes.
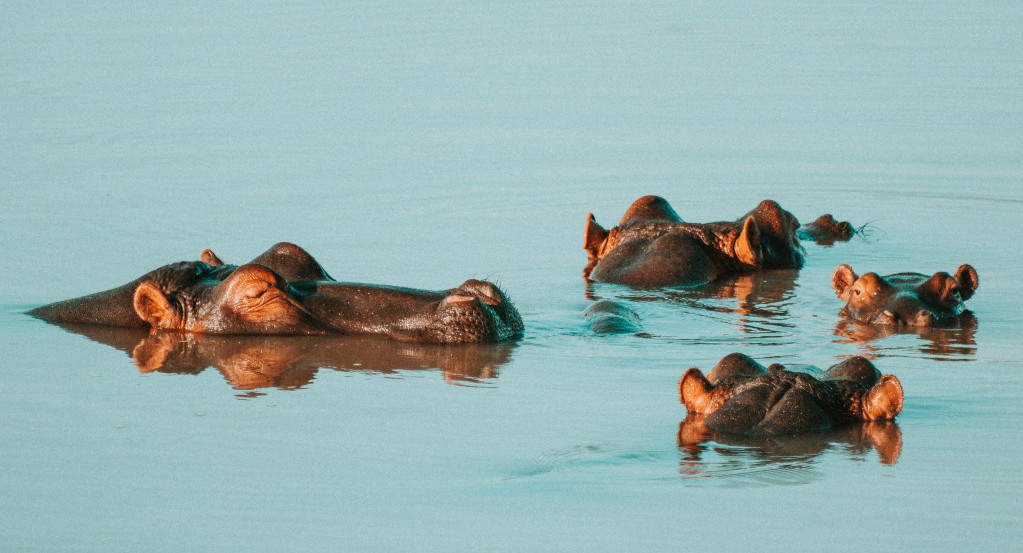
[796,214,855,245]
[678,353,903,435]
[583,196,808,287]
[832,263,978,326]
[29,242,524,344]
[583,299,644,335]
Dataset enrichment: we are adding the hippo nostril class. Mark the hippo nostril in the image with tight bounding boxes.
[457,279,503,306]
[441,294,478,306]
[877,310,898,324]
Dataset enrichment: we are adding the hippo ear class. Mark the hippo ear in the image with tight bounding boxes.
[133,282,182,330]
[734,216,763,266]
[679,368,715,414]
[832,264,858,301]
[954,264,978,301]
[201,249,225,267]
[862,375,904,421]
[584,214,609,258]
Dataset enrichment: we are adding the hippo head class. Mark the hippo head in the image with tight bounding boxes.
[679,354,904,435]
[32,243,524,344]
[738,200,805,270]
[132,264,523,343]
[832,264,978,326]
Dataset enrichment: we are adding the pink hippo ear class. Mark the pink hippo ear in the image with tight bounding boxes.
[832,264,858,301]
[584,213,610,259]
[201,249,225,267]
[734,216,763,267]
[954,264,979,301]
[862,374,904,421]
[133,282,183,331]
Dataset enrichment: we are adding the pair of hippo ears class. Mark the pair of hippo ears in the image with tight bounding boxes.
[832,264,979,302]
[584,213,765,267]
[678,368,905,422]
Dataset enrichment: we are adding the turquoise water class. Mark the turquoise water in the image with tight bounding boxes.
[2,2,1022,551]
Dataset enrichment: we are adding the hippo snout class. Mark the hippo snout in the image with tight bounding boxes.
[431,280,523,343]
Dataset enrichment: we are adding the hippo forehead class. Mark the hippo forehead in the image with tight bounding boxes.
[141,261,234,293]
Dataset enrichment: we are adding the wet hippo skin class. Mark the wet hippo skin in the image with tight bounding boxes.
[832,263,978,326]
[29,243,524,344]
[796,214,855,245]
[678,353,903,435]
[583,196,849,288]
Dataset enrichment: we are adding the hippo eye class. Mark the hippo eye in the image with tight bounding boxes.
[853,289,861,296]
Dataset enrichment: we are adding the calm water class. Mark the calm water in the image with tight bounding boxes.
[2,2,1022,551]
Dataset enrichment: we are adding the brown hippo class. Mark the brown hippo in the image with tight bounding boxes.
[796,214,855,245]
[832,263,978,326]
[678,353,903,435]
[583,196,808,287]
[29,243,524,344]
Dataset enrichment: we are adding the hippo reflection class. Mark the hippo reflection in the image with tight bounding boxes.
[583,196,853,288]
[583,270,799,337]
[834,312,979,359]
[832,263,978,326]
[678,414,903,471]
[29,242,524,344]
[50,323,516,390]
[679,353,903,435]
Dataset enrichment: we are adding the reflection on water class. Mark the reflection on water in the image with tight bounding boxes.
[677,413,902,486]
[52,323,516,392]
[584,271,800,338]
[833,312,978,360]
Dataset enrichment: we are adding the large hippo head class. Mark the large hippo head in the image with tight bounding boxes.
[583,196,806,287]
[30,243,524,344]
[678,353,903,435]
[832,264,978,326]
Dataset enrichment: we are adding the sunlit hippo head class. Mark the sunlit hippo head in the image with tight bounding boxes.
[678,353,904,435]
[582,196,807,287]
[832,263,978,326]
[30,243,524,344]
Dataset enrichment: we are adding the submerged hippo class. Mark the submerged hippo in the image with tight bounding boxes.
[29,242,524,344]
[832,263,978,326]
[796,214,855,245]
[678,353,903,435]
[584,196,832,287]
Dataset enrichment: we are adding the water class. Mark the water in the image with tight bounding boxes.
[2,1,1022,551]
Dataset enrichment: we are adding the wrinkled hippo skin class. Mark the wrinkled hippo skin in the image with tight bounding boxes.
[832,263,978,326]
[583,196,806,287]
[797,214,854,245]
[29,242,524,344]
[678,353,903,435]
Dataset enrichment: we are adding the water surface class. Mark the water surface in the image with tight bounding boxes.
[2,1,1022,551]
